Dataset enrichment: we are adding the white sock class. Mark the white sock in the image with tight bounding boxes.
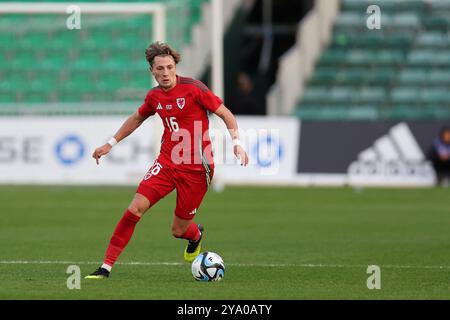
[101,263,112,272]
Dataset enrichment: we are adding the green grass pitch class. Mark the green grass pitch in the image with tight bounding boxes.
[0,185,449,299]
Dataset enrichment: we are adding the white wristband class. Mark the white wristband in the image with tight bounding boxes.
[232,139,242,147]
[107,137,118,147]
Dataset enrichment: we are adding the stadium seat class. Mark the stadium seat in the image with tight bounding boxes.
[301,87,329,104]
[334,13,365,30]
[374,50,404,66]
[428,70,450,84]
[434,52,450,67]
[398,69,427,85]
[336,69,366,85]
[368,68,396,85]
[420,88,449,104]
[407,50,435,67]
[416,32,447,48]
[357,87,387,104]
[391,87,420,105]
[319,50,348,66]
[421,16,448,31]
[0,0,207,106]
[431,0,450,11]
[329,87,354,104]
[295,0,450,120]
[345,50,374,66]
[309,68,337,85]
[390,14,421,30]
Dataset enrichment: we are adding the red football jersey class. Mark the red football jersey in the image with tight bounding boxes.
[138,75,222,173]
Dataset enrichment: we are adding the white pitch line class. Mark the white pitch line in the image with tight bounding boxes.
[0,260,449,270]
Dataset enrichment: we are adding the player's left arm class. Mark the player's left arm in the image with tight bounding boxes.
[214,104,249,166]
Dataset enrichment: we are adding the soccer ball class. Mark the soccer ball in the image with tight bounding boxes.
[191,251,225,282]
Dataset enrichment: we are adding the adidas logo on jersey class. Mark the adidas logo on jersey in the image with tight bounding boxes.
[157,103,163,110]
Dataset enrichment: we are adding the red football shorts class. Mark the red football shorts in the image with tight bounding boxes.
[136,160,213,220]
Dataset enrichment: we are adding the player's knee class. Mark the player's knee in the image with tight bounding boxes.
[128,205,146,217]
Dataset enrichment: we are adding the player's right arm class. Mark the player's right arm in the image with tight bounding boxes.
[92,111,147,165]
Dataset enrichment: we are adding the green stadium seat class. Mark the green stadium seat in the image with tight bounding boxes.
[374,50,404,66]
[434,52,450,67]
[7,52,38,71]
[407,50,435,67]
[319,50,347,66]
[357,87,386,104]
[0,1,205,105]
[67,72,94,84]
[342,0,394,12]
[63,78,95,93]
[336,69,366,85]
[391,87,420,105]
[309,68,337,85]
[333,33,373,49]
[397,0,426,13]
[126,76,152,90]
[0,91,18,103]
[387,105,450,120]
[346,50,374,66]
[97,74,125,91]
[427,107,450,119]
[83,34,116,50]
[296,0,450,120]
[29,76,59,93]
[421,16,449,31]
[431,1,450,11]
[294,105,379,120]
[302,87,329,104]
[331,34,351,48]
[368,68,396,85]
[390,14,420,30]
[346,106,379,120]
[294,107,347,120]
[38,55,68,71]
[329,87,354,104]
[18,33,50,50]
[25,91,52,103]
[71,56,104,71]
[420,88,449,104]
[385,34,414,49]
[382,106,421,120]
[343,0,425,13]
[334,13,365,30]
[0,33,14,48]
[416,33,447,48]
[427,70,450,84]
[398,69,427,85]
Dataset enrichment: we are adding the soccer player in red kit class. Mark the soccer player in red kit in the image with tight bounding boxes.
[85,42,249,279]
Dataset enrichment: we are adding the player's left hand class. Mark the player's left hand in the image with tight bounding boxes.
[234,145,249,166]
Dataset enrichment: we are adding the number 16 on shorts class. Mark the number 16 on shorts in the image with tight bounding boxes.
[144,161,163,180]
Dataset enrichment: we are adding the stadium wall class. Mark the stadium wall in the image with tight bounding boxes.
[0,117,443,187]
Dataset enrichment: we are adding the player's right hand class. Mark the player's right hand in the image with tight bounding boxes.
[234,145,249,166]
[92,144,112,165]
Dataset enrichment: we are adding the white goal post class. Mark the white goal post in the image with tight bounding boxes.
[0,1,226,98]
[0,2,166,44]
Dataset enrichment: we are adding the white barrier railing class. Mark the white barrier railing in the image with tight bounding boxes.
[267,0,340,115]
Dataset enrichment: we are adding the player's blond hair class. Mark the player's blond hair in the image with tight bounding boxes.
[145,41,181,69]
